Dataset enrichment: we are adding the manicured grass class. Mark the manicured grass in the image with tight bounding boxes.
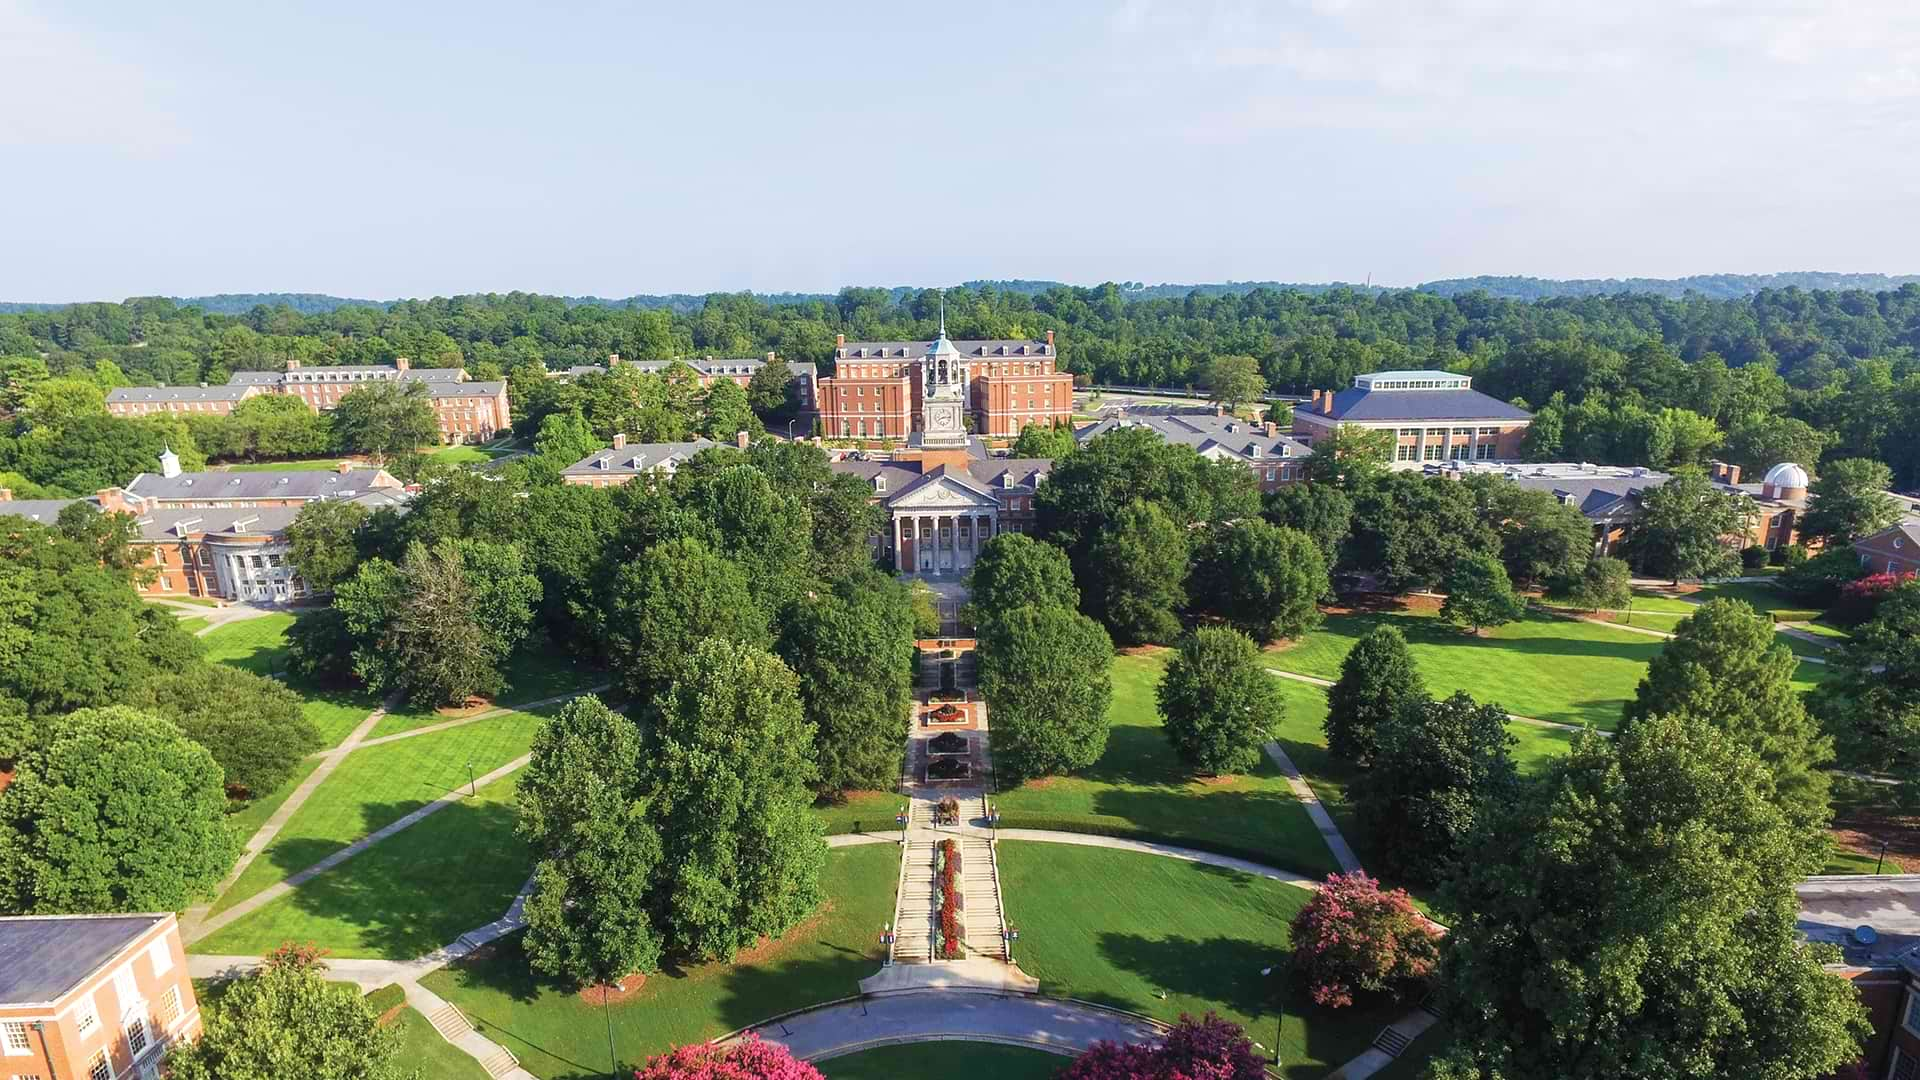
[225,755,326,841]
[222,457,356,472]
[177,616,211,635]
[201,614,298,675]
[364,646,607,738]
[994,651,1339,878]
[390,1006,491,1080]
[812,790,902,836]
[420,845,898,1076]
[820,1043,1065,1080]
[154,594,225,608]
[1824,847,1902,875]
[195,773,532,960]
[1687,579,1795,614]
[204,709,549,918]
[430,445,495,465]
[1266,608,1661,730]
[998,842,1411,1079]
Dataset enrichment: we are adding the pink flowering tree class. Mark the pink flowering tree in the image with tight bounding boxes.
[633,1036,823,1080]
[1288,872,1440,1008]
[1059,1013,1265,1079]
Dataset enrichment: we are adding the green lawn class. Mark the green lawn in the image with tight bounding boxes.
[420,844,898,1077]
[177,616,211,634]
[430,445,495,466]
[364,647,607,738]
[221,457,356,472]
[391,1007,491,1080]
[812,790,903,836]
[994,651,1338,878]
[1266,608,1661,730]
[201,614,298,675]
[820,1044,1065,1080]
[195,773,532,960]
[1687,579,1795,613]
[203,709,550,919]
[154,594,224,608]
[225,755,326,841]
[999,842,1413,1079]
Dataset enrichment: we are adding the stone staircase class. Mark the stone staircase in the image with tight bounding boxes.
[424,998,521,1078]
[887,790,1010,965]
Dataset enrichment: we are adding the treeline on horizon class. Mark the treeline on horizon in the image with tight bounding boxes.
[3,279,1919,487]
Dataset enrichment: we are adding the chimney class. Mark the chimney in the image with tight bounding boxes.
[395,357,410,373]
[1045,329,1055,348]
[1321,392,1335,416]
[836,333,846,348]
[766,351,777,363]
[609,352,622,366]
[337,461,354,475]
[1264,421,1278,437]
[0,488,11,502]
[735,429,751,450]
[96,488,128,513]
[286,359,301,371]
[612,433,627,450]
[1215,404,1227,416]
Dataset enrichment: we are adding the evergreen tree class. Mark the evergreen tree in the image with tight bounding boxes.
[1157,627,1283,775]
[1190,520,1328,642]
[1324,625,1426,764]
[978,604,1115,783]
[517,696,663,987]
[1623,598,1833,860]
[647,639,825,960]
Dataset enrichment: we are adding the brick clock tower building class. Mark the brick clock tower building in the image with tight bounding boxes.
[818,317,1071,440]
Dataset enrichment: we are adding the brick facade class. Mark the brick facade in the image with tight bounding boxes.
[1,915,201,1080]
[820,332,1071,440]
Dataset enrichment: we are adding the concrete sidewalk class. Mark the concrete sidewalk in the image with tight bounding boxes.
[734,990,1160,1062]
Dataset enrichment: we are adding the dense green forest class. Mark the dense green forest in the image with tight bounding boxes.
[3,283,1919,487]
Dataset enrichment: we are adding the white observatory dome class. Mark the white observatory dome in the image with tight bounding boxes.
[1764,462,1810,489]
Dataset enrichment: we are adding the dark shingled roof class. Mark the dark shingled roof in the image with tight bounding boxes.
[125,467,397,504]
[0,914,166,1004]
[0,498,83,523]
[1319,387,1532,423]
[107,385,256,403]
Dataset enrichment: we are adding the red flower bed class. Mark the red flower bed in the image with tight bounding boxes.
[938,838,962,959]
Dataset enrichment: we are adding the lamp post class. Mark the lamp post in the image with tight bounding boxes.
[881,922,895,966]
[1257,962,1287,1071]
[787,418,799,441]
[597,967,618,1080]
[466,759,476,797]
[1003,926,1019,965]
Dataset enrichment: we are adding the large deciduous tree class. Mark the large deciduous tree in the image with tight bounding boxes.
[776,571,916,794]
[164,945,412,1080]
[532,407,600,465]
[1623,598,1833,856]
[1323,625,1426,765]
[1356,691,1518,884]
[0,706,236,913]
[1009,422,1076,459]
[963,532,1079,632]
[604,535,769,703]
[1190,520,1327,642]
[1622,468,1747,583]
[699,378,762,440]
[977,604,1114,783]
[133,664,322,799]
[1464,477,1594,587]
[1262,482,1353,564]
[328,379,440,460]
[1301,424,1395,489]
[1440,554,1527,634]
[1813,581,1920,803]
[1156,627,1283,776]
[1432,716,1870,1080]
[1345,473,1501,593]
[517,696,663,987]
[1799,457,1901,545]
[1087,499,1189,645]
[1203,354,1266,412]
[1566,555,1632,612]
[647,639,825,960]
[285,499,370,593]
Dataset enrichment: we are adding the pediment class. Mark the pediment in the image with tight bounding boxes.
[888,475,998,510]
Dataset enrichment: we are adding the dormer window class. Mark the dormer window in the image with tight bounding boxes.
[873,476,887,494]
[1002,472,1014,488]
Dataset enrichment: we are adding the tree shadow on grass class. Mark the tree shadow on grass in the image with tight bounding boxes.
[1086,787,1337,877]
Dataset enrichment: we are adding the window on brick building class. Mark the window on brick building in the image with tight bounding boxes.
[3,1021,31,1053]
[126,1017,147,1056]
[1476,442,1496,460]
[89,1051,110,1080]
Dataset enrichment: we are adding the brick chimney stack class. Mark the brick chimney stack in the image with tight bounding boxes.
[0,488,11,502]
[1046,329,1055,348]
[609,352,621,366]
[337,461,354,475]
[395,357,410,373]
[736,429,751,449]
[286,359,301,371]
[612,433,627,450]
[835,333,846,348]
[96,488,128,513]
[766,351,777,363]
[1264,421,1278,438]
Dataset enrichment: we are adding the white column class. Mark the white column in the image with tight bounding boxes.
[892,515,904,571]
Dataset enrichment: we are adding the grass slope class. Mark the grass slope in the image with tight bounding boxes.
[820,1044,1065,1080]
[391,1006,492,1080]
[994,651,1338,877]
[203,708,549,919]
[998,842,1408,1079]
[196,773,531,959]
[364,647,606,738]
[420,844,897,1077]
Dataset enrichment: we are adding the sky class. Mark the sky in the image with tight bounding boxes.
[3,0,1918,302]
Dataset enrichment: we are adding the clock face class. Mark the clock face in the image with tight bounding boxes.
[929,403,960,432]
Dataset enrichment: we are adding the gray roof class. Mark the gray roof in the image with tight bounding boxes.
[227,370,284,385]
[420,380,504,398]
[565,358,801,380]
[1312,387,1533,423]
[126,467,399,504]
[1797,875,1920,967]
[0,914,167,1004]
[108,384,256,403]
[830,458,1051,502]
[0,498,83,523]
[838,339,1053,360]
[561,439,719,477]
[1424,462,1670,522]
[400,368,466,382]
[1857,521,1920,556]
[1076,410,1310,464]
[134,505,302,541]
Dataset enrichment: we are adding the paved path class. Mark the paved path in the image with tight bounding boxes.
[734,990,1160,1062]
[352,684,612,751]
[187,753,533,943]
[180,693,402,938]
[1258,742,1362,874]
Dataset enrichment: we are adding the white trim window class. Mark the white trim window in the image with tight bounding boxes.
[74,996,99,1038]
[157,986,182,1028]
[87,1049,110,1080]
[3,1021,31,1055]
[1891,1045,1917,1080]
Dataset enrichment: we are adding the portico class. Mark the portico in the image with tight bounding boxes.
[884,468,1002,576]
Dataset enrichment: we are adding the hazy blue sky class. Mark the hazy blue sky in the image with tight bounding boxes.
[4,0,1917,301]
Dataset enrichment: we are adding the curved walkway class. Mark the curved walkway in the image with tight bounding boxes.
[995,829,1319,887]
[1264,666,1595,736]
[733,990,1160,1062]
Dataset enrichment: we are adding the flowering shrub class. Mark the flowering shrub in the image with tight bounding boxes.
[633,1036,823,1079]
[1832,570,1917,626]
[1058,1013,1265,1079]
[633,1030,821,1068]
[938,838,963,958]
[1288,872,1440,1008]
